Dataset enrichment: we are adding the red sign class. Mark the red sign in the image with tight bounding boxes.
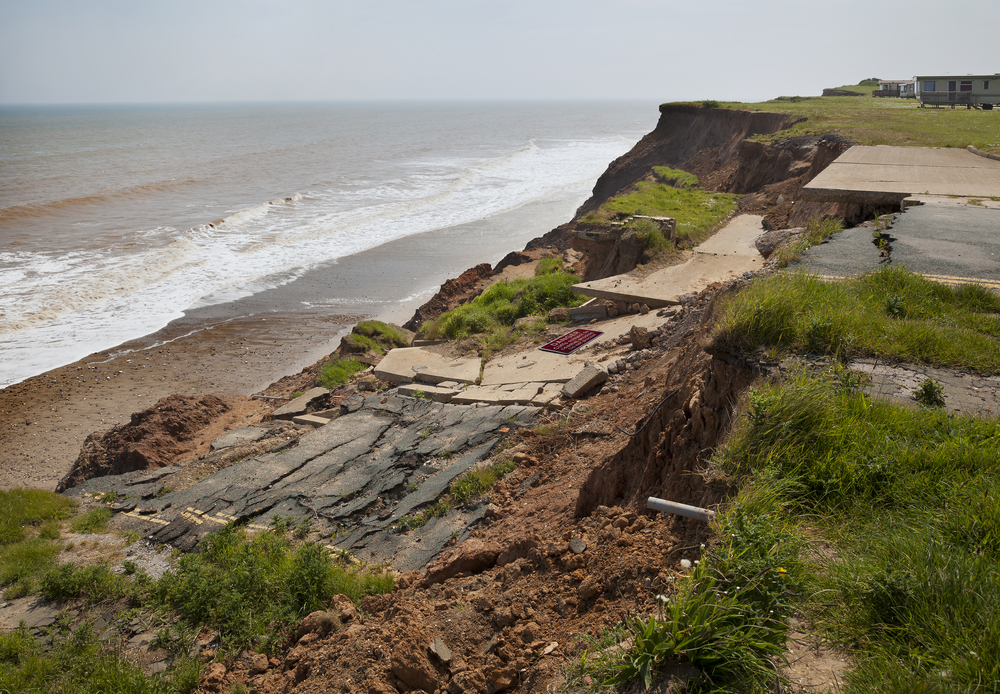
[539,328,603,355]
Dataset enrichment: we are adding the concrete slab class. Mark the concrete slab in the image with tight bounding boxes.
[374,347,481,385]
[573,252,763,307]
[481,312,662,386]
[498,388,538,406]
[691,214,765,257]
[803,145,1000,203]
[562,363,609,398]
[450,387,504,406]
[293,414,333,427]
[269,387,329,420]
[397,384,457,403]
[571,215,765,307]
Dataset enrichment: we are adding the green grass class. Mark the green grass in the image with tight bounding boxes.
[630,217,673,259]
[149,524,393,654]
[714,370,1000,691]
[0,620,202,694]
[713,266,1000,372]
[318,357,367,388]
[422,270,585,343]
[653,166,699,188]
[702,83,1000,155]
[69,506,112,534]
[535,257,566,275]
[0,489,76,545]
[580,182,740,247]
[579,483,801,692]
[340,333,383,354]
[353,320,409,348]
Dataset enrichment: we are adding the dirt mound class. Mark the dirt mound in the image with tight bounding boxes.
[56,394,235,492]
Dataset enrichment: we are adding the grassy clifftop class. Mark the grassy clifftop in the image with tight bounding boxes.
[701,82,1000,154]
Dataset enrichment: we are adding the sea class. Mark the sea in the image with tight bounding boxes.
[0,101,655,390]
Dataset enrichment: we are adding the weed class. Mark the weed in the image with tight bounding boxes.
[652,166,699,188]
[412,389,426,399]
[318,358,367,388]
[450,458,518,505]
[630,217,672,259]
[70,506,112,534]
[534,257,565,275]
[99,490,120,504]
[913,378,946,408]
[291,390,305,399]
[714,266,1000,372]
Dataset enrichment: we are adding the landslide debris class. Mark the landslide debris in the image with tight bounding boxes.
[56,394,249,492]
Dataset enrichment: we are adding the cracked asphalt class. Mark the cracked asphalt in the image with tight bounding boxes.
[64,394,539,571]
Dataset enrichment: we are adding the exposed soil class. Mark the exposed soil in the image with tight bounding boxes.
[56,394,266,492]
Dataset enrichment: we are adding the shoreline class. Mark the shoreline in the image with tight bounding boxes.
[0,187,585,491]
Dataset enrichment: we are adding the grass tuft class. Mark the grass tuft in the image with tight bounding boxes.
[319,358,367,388]
[714,266,1000,371]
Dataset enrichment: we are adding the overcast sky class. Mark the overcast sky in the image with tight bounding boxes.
[1,0,997,105]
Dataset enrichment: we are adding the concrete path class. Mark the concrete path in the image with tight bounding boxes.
[571,215,765,308]
[65,395,538,571]
[374,347,481,385]
[802,145,1000,204]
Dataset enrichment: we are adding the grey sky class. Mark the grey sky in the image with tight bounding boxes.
[1,0,997,104]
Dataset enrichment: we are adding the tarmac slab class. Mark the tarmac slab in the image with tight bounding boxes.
[374,347,481,385]
[571,215,765,308]
[65,395,539,571]
[796,202,1000,289]
[803,145,1000,203]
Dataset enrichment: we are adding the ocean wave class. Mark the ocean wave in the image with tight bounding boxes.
[0,178,202,223]
[0,237,198,336]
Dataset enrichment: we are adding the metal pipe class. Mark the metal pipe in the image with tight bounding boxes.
[646,496,716,522]
[251,394,290,400]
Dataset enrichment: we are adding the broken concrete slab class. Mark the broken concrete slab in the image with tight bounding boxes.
[568,304,608,322]
[562,363,608,398]
[293,414,333,427]
[374,348,481,385]
[451,387,504,406]
[269,387,329,420]
[573,252,762,308]
[803,145,1000,203]
[572,215,765,308]
[397,384,457,403]
[531,391,562,408]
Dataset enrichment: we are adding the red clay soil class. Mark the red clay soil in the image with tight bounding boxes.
[56,394,258,492]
